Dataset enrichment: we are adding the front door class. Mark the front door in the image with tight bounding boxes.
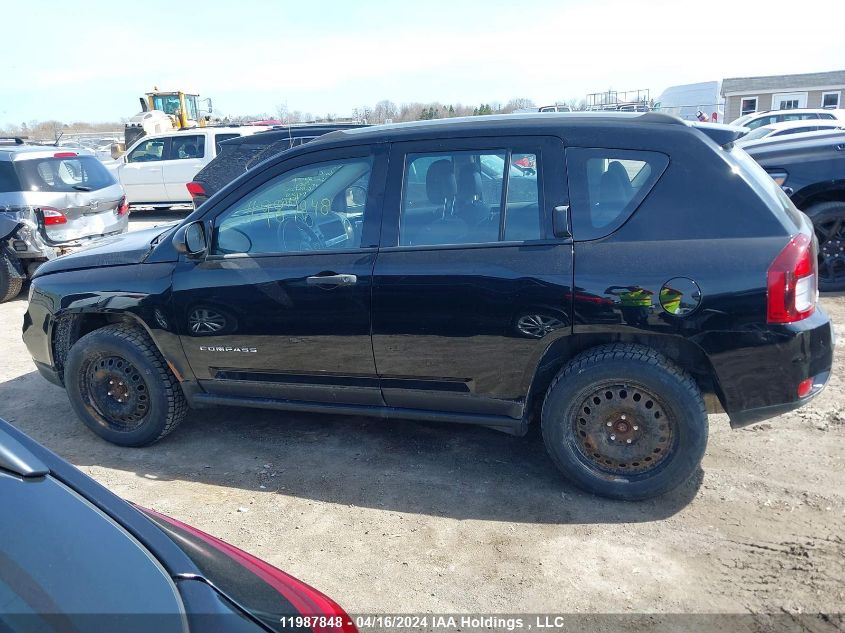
[120,136,169,203]
[371,136,573,419]
[170,144,387,405]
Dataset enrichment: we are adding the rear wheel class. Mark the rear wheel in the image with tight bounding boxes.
[65,323,187,446]
[805,201,845,292]
[541,344,707,500]
[0,253,23,303]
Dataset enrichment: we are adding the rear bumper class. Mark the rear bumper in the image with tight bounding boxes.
[704,308,834,428]
[728,370,829,428]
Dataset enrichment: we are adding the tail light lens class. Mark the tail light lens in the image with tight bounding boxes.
[767,232,816,324]
[116,196,130,216]
[797,377,814,398]
[142,508,357,633]
[186,181,206,198]
[41,207,67,226]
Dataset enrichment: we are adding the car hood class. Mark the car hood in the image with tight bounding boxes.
[33,223,178,278]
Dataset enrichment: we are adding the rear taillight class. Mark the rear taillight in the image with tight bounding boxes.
[186,181,206,198]
[41,207,67,226]
[767,232,816,324]
[143,508,357,633]
[53,151,78,158]
[117,196,130,216]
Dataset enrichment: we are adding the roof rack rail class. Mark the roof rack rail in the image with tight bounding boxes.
[0,136,27,146]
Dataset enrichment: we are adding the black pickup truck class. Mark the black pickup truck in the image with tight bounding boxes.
[745,130,845,291]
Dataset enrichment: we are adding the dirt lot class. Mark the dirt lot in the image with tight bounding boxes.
[1,212,843,629]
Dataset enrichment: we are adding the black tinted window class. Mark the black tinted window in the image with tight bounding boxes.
[0,472,184,632]
[399,149,543,246]
[0,162,20,192]
[567,148,668,240]
[214,133,239,153]
[14,155,116,192]
[170,135,205,159]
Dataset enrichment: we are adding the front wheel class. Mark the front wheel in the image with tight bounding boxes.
[65,323,187,446]
[541,344,707,500]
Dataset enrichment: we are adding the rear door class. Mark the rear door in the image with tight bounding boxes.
[163,134,207,202]
[371,136,573,419]
[119,136,169,203]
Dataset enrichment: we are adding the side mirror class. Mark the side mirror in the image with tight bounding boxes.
[553,205,571,238]
[173,221,208,258]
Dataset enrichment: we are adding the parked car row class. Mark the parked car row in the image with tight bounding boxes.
[21,112,834,502]
[1,139,129,301]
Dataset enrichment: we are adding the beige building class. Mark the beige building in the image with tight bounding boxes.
[721,70,845,123]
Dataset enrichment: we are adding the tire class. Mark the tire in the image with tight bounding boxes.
[0,253,23,303]
[541,343,707,501]
[804,201,845,293]
[64,323,187,446]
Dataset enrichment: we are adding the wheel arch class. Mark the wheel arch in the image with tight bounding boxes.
[793,181,845,210]
[52,311,177,385]
[524,332,726,423]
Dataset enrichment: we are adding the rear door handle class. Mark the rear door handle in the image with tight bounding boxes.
[306,274,357,286]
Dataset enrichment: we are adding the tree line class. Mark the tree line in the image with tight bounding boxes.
[2,96,587,139]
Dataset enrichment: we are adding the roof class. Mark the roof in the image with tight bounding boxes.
[0,145,96,161]
[316,111,685,145]
[721,70,845,95]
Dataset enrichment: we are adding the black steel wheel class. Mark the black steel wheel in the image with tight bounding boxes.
[541,344,707,500]
[80,355,150,432]
[65,323,186,446]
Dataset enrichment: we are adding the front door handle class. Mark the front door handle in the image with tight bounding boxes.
[306,273,357,286]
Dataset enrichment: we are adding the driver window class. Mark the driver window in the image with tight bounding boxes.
[213,157,372,255]
[127,139,165,162]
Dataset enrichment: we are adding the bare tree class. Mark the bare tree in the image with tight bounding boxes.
[502,98,536,113]
[372,100,398,123]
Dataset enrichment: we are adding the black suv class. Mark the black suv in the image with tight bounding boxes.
[744,130,845,291]
[22,113,834,500]
[188,123,366,207]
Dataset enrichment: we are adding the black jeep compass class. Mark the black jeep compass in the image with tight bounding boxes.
[22,113,834,500]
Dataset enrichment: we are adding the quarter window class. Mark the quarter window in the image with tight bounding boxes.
[567,148,668,240]
[399,149,543,246]
[213,157,372,255]
[170,135,205,160]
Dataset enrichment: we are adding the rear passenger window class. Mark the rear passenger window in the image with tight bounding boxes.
[400,150,543,246]
[567,148,668,240]
[170,135,205,160]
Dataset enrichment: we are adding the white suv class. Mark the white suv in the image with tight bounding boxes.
[731,108,845,130]
[111,127,265,207]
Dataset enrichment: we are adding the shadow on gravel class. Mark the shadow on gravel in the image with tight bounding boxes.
[0,370,701,525]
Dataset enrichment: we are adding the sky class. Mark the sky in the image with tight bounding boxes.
[2,0,844,126]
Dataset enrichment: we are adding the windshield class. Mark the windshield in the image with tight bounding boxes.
[152,94,182,115]
[14,155,116,192]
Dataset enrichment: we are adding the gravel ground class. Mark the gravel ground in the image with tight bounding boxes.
[0,212,843,630]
